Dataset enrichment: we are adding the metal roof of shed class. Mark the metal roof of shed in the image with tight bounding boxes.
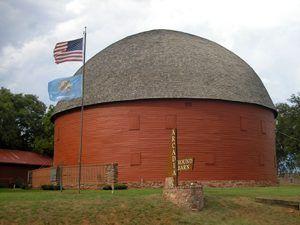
[0,149,52,166]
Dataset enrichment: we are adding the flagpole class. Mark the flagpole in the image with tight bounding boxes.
[78,27,86,193]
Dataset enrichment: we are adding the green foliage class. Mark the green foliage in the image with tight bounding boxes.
[5,177,30,189]
[9,178,31,189]
[0,87,54,156]
[276,93,300,174]
[41,184,62,190]
[0,87,45,150]
[102,183,128,190]
[10,177,26,189]
[33,105,55,156]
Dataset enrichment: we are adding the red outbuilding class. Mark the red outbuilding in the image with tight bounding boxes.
[0,149,52,187]
[52,30,277,187]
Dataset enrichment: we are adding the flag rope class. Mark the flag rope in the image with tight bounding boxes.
[78,27,87,193]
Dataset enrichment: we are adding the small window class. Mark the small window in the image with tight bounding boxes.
[185,102,192,107]
[240,116,247,131]
[165,115,177,129]
[261,120,266,134]
[259,153,265,166]
[204,153,215,165]
[128,114,140,130]
[131,153,141,166]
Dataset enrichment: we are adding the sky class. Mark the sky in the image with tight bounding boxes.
[0,0,300,106]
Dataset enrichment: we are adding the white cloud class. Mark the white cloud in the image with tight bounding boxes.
[0,0,299,105]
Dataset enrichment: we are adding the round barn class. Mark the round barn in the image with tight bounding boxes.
[52,30,277,187]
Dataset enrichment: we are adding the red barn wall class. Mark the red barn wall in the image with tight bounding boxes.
[0,164,40,187]
[53,99,277,183]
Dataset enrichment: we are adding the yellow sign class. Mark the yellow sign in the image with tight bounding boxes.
[169,129,195,186]
[170,129,178,184]
[178,158,194,171]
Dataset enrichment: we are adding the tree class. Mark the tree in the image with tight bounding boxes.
[33,105,54,156]
[0,88,23,149]
[0,87,51,153]
[276,93,300,174]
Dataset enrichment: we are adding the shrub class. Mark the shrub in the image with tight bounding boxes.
[115,183,128,190]
[41,184,62,190]
[101,183,128,190]
[102,184,112,190]
[21,184,31,190]
[7,178,28,189]
[11,177,25,189]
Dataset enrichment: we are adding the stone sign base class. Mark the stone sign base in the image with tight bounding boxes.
[163,177,204,211]
[125,179,277,189]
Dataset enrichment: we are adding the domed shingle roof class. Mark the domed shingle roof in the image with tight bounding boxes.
[53,29,275,116]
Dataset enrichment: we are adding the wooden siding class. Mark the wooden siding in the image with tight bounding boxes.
[53,99,277,183]
[0,164,40,187]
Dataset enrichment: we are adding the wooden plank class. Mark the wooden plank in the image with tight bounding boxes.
[53,99,276,183]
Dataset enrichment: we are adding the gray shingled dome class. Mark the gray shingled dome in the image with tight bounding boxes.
[53,29,275,116]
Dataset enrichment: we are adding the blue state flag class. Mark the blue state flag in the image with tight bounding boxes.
[48,75,82,101]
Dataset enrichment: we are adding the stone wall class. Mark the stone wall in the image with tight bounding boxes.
[180,180,278,188]
[104,163,118,184]
[163,177,204,211]
[125,179,278,189]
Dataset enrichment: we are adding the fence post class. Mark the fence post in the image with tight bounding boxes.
[113,163,118,184]
[60,166,63,192]
[111,163,114,194]
[27,171,32,188]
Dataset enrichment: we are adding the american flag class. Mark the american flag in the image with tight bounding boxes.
[53,38,83,64]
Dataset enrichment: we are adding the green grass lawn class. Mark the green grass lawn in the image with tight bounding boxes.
[0,186,299,225]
